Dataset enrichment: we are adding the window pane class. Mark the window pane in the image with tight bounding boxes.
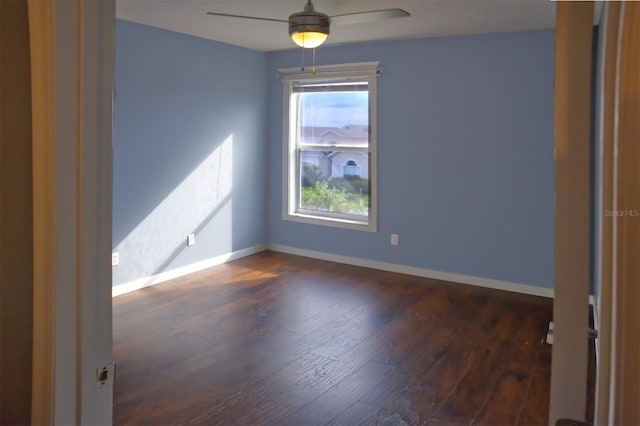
[296,86,369,148]
[299,150,370,217]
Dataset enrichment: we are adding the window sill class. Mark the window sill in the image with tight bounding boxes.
[283,212,377,232]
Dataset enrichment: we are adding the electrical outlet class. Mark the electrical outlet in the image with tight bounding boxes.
[187,233,195,246]
[390,234,399,246]
[111,252,119,266]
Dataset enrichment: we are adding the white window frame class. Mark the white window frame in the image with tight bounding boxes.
[280,62,379,232]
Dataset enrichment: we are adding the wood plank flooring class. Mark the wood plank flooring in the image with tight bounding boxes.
[113,251,558,425]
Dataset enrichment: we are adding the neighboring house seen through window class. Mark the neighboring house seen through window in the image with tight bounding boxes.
[281,62,378,231]
[343,160,361,178]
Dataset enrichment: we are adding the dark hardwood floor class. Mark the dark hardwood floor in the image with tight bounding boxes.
[113,251,557,425]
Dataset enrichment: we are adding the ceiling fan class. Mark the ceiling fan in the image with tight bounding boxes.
[206,0,411,49]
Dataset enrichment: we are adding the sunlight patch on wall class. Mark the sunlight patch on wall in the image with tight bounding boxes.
[114,135,234,281]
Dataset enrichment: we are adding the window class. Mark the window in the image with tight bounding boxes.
[281,62,378,231]
[343,160,361,178]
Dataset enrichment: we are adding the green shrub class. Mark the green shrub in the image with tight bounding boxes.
[301,164,322,187]
[328,177,369,194]
[301,181,368,215]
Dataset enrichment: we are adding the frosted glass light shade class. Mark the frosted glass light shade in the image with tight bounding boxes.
[291,31,328,48]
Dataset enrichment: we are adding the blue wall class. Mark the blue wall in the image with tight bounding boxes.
[114,22,556,290]
[113,20,267,286]
[267,30,555,288]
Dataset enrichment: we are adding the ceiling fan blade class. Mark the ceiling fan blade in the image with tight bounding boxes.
[329,9,410,26]
[206,12,288,24]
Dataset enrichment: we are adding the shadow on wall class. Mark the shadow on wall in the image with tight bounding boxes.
[114,134,234,284]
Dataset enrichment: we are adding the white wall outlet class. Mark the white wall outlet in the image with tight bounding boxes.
[111,252,119,266]
[187,233,195,246]
[390,234,399,246]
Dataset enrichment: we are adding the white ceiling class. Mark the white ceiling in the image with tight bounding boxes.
[116,0,601,52]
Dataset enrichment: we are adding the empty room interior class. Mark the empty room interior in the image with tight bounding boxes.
[111,1,594,424]
[110,1,606,425]
[3,0,639,425]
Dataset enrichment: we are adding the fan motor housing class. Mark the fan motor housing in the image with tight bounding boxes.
[288,9,330,37]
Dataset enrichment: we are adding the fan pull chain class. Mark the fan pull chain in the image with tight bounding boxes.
[312,47,317,75]
[301,44,305,72]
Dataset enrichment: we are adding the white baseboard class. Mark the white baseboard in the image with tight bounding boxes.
[112,244,268,297]
[113,242,557,300]
[267,244,555,299]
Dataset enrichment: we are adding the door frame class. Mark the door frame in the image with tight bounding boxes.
[549,2,594,423]
[595,3,640,424]
[29,0,115,423]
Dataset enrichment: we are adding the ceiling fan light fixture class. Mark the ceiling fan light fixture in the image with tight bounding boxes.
[206,0,411,51]
[288,0,330,48]
[291,31,328,48]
